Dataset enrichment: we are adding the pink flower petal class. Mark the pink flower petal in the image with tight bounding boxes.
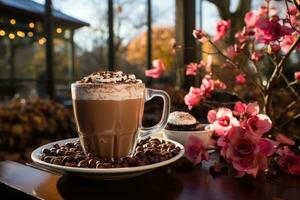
[207,109,217,123]
[216,108,233,119]
[184,135,208,165]
[259,138,277,156]
[145,59,165,78]
[276,134,295,146]
[233,101,246,116]
[245,102,260,116]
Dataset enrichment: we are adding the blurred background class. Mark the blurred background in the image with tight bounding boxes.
[0,0,299,162]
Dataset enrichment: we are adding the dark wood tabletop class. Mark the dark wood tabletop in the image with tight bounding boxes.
[1,153,300,200]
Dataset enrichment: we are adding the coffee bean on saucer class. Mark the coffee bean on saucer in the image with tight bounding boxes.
[42,148,51,156]
[149,138,160,145]
[96,163,104,168]
[126,157,136,166]
[136,146,143,152]
[52,158,63,165]
[65,150,75,156]
[65,142,74,148]
[88,159,97,168]
[75,155,86,162]
[56,149,65,156]
[64,162,73,167]
[171,147,180,155]
[62,156,72,164]
[53,144,60,149]
[87,153,95,159]
[43,156,52,163]
[78,160,88,168]
[103,163,112,168]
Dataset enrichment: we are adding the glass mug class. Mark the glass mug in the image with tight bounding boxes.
[71,82,170,159]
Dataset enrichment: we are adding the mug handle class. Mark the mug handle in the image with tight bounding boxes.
[139,88,170,138]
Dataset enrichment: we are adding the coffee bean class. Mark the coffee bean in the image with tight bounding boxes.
[136,146,143,152]
[171,147,180,155]
[43,156,52,163]
[65,142,75,148]
[50,150,57,156]
[65,150,75,156]
[52,158,63,165]
[56,149,65,156]
[75,155,86,162]
[126,157,136,166]
[88,159,97,168]
[149,138,160,145]
[87,153,95,159]
[63,156,72,164]
[103,163,112,168]
[78,160,88,168]
[64,162,72,167]
[53,144,60,149]
[96,163,104,168]
[136,160,145,166]
[42,148,51,156]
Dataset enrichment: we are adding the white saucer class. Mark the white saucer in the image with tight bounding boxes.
[31,137,184,180]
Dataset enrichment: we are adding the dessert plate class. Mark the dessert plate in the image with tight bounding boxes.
[31,138,184,180]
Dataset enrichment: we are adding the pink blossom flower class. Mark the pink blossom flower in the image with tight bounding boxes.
[251,52,264,62]
[193,29,208,43]
[213,20,231,42]
[255,18,294,44]
[200,75,215,94]
[145,59,165,78]
[227,46,238,60]
[184,87,204,110]
[186,62,199,76]
[214,80,227,90]
[245,11,259,28]
[276,133,295,146]
[218,127,276,177]
[276,147,300,176]
[235,74,246,85]
[245,114,272,137]
[295,71,300,81]
[235,31,248,43]
[280,35,300,53]
[268,43,281,54]
[233,101,247,116]
[185,135,208,165]
[199,55,213,73]
[210,108,239,136]
[233,102,260,118]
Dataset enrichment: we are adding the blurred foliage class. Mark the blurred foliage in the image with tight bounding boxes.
[126,27,175,71]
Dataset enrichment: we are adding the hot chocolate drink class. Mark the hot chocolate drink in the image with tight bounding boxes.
[72,71,145,159]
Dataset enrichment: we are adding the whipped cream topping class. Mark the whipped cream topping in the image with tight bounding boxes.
[72,71,145,101]
[167,111,198,126]
[77,71,142,84]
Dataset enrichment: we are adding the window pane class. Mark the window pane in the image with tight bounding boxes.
[114,0,147,80]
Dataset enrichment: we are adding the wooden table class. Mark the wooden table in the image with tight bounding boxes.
[1,154,300,200]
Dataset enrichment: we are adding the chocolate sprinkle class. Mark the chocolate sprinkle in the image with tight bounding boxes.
[77,71,142,84]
